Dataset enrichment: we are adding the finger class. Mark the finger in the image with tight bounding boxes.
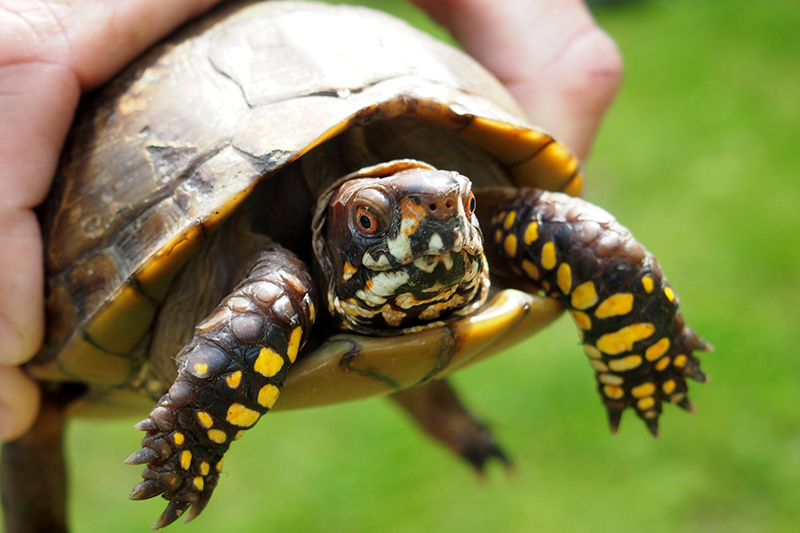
[0,63,79,365]
[1,0,224,89]
[0,365,40,442]
[411,0,622,161]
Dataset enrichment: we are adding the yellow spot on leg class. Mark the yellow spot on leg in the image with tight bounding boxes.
[254,347,284,377]
[645,338,671,361]
[603,385,624,399]
[595,293,634,318]
[225,371,242,389]
[608,355,643,372]
[571,310,592,330]
[655,356,671,371]
[234,430,246,440]
[673,354,688,368]
[664,286,676,302]
[504,234,518,257]
[208,429,227,444]
[199,462,210,476]
[632,382,656,398]
[226,403,260,427]
[287,327,302,363]
[197,411,213,429]
[193,476,204,491]
[523,222,539,245]
[494,229,503,243]
[590,360,609,372]
[192,363,209,378]
[503,211,517,230]
[172,432,184,446]
[557,263,572,294]
[641,275,654,293]
[596,323,655,355]
[521,260,540,280]
[258,384,281,409]
[571,281,598,310]
[216,459,224,472]
[180,450,192,470]
[541,242,557,270]
[662,380,676,394]
[637,397,656,410]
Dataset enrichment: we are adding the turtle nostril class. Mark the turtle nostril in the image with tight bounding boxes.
[445,199,454,209]
[429,203,437,212]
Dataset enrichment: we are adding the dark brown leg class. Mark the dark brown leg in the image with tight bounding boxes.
[392,380,508,472]
[477,187,712,436]
[126,246,317,529]
[1,386,78,533]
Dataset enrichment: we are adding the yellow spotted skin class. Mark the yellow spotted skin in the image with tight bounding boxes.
[487,187,711,436]
[129,247,317,527]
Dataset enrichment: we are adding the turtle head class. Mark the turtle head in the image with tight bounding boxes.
[313,161,489,335]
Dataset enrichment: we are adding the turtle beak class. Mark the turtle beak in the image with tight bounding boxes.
[404,192,482,259]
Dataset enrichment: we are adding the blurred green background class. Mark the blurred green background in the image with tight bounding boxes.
[57,0,800,531]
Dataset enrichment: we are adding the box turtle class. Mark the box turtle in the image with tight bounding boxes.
[1,1,712,531]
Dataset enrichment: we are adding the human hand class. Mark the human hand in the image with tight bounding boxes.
[411,0,623,162]
[0,0,224,441]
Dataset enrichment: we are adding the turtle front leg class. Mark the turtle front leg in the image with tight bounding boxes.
[392,380,509,473]
[477,188,712,436]
[126,247,316,528]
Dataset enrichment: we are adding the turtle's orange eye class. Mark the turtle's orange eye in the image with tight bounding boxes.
[466,192,476,217]
[356,207,379,235]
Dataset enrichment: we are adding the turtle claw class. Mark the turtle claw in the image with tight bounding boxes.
[687,366,709,383]
[152,500,192,530]
[124,447,162,465]
[462,438,511,473]
[675,396,696,413]
[135,418,159,432]
[129,480,167,501]
[606,406,623,435]
[182,483,216,524]
[643,417,660,439]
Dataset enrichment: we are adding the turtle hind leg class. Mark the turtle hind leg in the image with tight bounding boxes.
[127,246,317,528]
[392,380,509,473]
[1,383,84,533]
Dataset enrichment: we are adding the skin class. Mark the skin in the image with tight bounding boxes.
[0,0,621,442]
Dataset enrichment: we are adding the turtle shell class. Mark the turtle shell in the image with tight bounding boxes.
[31,1,582,408]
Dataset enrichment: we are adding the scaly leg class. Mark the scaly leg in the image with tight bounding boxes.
[392,380,508,472]
[125,247,316,528]
[477,188,712,436]
[1,385,83,533]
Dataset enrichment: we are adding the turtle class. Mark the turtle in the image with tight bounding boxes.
[1,1,712,531]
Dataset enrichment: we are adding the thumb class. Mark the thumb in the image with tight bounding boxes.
[412,0,623,162]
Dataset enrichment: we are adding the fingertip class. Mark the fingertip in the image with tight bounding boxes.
[0,365,41,442]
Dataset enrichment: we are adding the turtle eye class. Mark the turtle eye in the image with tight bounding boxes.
[355,207,380,235]
[466,192,476,217]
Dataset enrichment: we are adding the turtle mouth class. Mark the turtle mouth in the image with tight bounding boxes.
[331,247,489,334]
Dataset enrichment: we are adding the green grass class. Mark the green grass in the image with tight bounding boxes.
[58,1,800,531]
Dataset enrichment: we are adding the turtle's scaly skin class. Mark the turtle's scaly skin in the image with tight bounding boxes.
[126,247,316,527]
[483,188,712,435]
